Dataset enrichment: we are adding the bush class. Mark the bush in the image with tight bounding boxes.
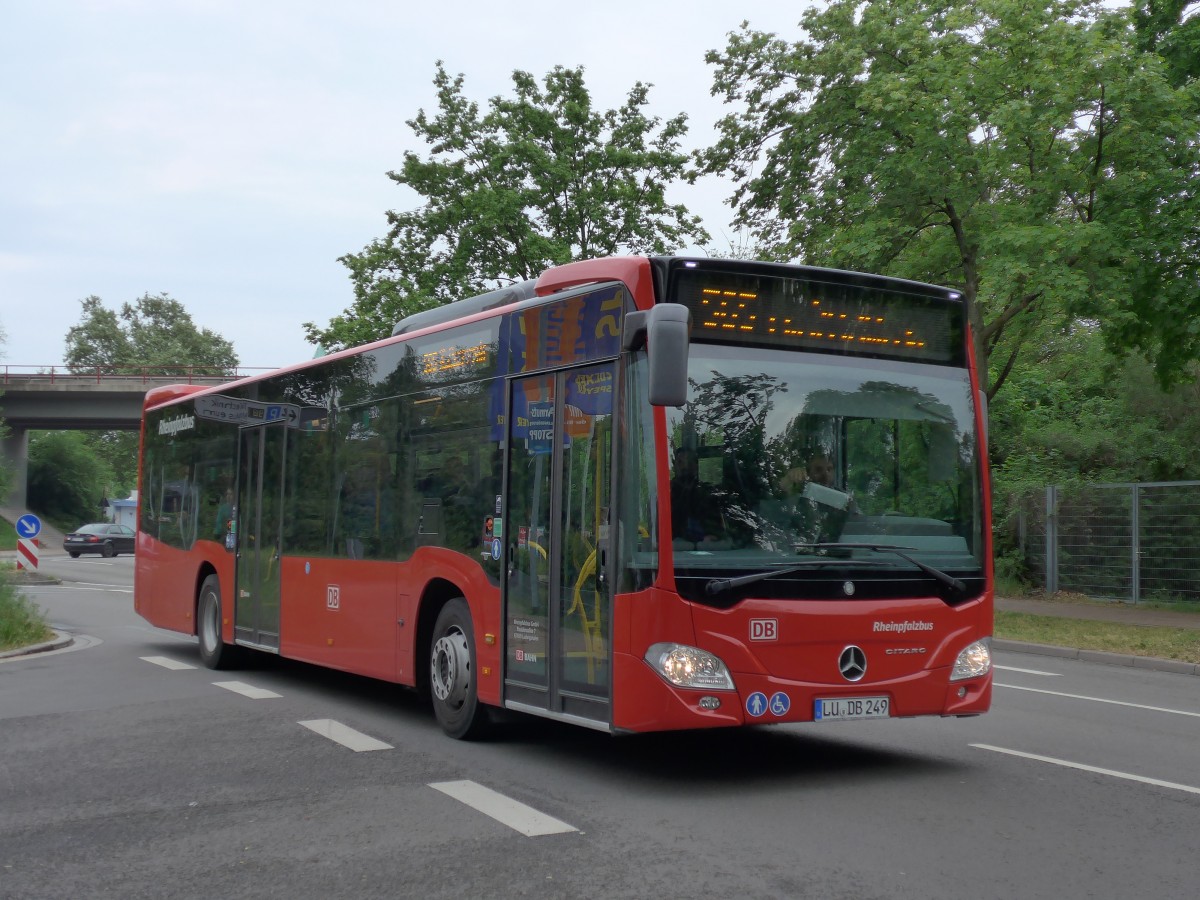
[0,575,54,651]
[994,548,1035,596]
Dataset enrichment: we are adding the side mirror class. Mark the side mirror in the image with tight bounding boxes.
[624,304,691,407]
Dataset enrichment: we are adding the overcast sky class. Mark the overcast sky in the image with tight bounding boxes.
[0,0,813,371]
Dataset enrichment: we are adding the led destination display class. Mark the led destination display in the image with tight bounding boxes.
[669,268,964,365]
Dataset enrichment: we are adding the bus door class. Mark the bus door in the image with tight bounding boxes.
[504,363,614,726]
[234,422,285,651]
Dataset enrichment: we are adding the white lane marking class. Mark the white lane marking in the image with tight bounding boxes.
[994,665,1062,676]
[972,744,1200,796]
[997,683,1200,718]
[213,680,282,700]
[430,780,578,837]
[298,719,393,752]
[141,655,196,670]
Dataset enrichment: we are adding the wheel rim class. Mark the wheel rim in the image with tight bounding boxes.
[200,594,218,653]
[430,627,470,709]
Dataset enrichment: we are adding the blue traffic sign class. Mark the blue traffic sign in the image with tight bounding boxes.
[16,514,42,539]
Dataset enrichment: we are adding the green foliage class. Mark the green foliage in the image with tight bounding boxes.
[310,62,709,352]
[699,0,1200,397]
[65,292,239,374]
[88,432,139,499]
[0,579,54,652]
[988,322,1200,564]
[1134,1,1200,86]
[994,548,1036,594]
[55,293,233,502]
[27,432,113,526]
[991,332,1200,488]
[0,517,16,551]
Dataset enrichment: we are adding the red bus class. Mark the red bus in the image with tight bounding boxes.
[135,255,992,739]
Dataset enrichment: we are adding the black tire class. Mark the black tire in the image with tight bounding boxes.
[69,551,80,558]
[197,575,238,669]
[101,542,115,558]
[429,598,490,740]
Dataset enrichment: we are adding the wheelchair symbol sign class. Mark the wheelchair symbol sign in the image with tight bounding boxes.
[769,692,791,716]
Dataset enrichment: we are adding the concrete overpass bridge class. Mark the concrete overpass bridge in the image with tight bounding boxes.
[0,364,268,509]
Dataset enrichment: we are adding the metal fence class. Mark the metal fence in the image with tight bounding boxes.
[1018,482,1200,603]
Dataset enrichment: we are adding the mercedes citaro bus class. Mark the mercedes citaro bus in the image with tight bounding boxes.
[135,255,992,739]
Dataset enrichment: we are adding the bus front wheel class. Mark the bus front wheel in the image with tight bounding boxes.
[197,575,237,670]
[429,598,490,740]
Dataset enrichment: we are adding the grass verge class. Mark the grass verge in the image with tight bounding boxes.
[995,610,1200,665]
[0,518,16,552]
[0,572,55,652]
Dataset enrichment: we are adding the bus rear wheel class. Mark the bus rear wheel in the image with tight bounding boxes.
[429,598,490,740]
[197,575,238,670]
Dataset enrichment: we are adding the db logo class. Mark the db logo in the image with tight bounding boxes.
[327,585,340,610]
[750,618,778,641]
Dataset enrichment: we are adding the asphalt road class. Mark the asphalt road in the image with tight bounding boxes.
[3,558,1198,899]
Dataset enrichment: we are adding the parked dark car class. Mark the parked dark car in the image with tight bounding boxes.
[63,523,137,558]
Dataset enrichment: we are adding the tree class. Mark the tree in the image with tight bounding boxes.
[699,0,1200,398]
[65,292,239,375]
[990,330,1200,499]
[88,431,138,498]
[307,63,710,352]
[27,432,114,527]
[58,292,238,509]
[1134,1,1200,86]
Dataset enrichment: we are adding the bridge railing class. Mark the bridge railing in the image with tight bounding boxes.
[1,364,273,385]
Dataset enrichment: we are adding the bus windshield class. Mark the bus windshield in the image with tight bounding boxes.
[665,344,983,602]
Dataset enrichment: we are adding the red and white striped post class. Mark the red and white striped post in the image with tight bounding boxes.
[14,514,43,571]
[16,537,39,571]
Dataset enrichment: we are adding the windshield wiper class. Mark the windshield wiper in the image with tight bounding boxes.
[702,544,968,597]
[796,543,967,593]
[703,558,892,596]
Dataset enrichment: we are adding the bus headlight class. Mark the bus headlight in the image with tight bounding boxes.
[645,643,735,690]
[950,638,991,681]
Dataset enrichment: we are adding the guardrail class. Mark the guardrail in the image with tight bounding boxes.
[1,364,273,386]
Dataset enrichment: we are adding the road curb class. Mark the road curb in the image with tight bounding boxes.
[0,629,74,659]
[994,639,1200,676]
[2,572,63,586]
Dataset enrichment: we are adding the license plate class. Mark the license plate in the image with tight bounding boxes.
[813,696,890,721]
